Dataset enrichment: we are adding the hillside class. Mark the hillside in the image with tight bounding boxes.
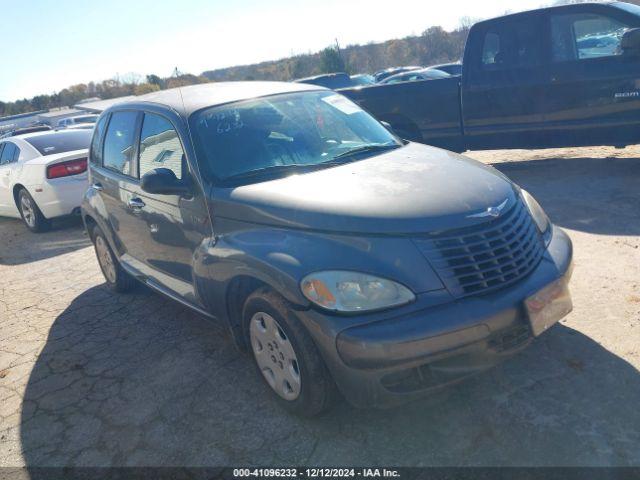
[0,23,470,117]
[201,25,469,82]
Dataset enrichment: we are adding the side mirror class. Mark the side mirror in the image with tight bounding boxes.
[140,168,191,196]
[621,28,640,56]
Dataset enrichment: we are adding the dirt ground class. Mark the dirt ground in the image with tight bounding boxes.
[0,145,639,467]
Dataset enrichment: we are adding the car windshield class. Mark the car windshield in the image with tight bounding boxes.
[190,90,401,184]
[24,130,92,156]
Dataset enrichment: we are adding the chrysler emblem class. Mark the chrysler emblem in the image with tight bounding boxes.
[467,198,509,219]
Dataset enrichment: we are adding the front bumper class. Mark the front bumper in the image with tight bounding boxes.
[297,226,573,408]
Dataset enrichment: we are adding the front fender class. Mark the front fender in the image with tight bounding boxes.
[200,218,444,324]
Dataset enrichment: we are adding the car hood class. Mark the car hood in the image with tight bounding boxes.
[212,143,518,234]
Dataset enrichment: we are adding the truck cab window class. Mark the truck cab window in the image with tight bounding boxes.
[551,13,630,62]
[482,32,501,65]
[481,18,543,70]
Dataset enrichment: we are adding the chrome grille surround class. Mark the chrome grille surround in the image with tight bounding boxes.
[414,201,545,298]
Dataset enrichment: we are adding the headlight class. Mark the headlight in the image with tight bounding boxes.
[521,189,550,234]
[301,271,415,313]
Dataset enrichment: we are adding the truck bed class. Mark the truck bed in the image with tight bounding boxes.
[340,77,464,151]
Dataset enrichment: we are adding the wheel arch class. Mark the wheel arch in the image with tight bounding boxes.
[12,183,27,208]
[221,269,311,352]
[225,275,269,351]
[82,212,98,239]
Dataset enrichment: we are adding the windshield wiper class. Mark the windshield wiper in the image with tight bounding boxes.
[222,144,402,184]
[329,142,401,162]
[223,164,317,183]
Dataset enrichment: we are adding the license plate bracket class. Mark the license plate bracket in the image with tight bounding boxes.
[525,277,573,337]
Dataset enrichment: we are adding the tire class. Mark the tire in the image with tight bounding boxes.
[17,189,51,233]
[243,287,337,416]
[90,225,136,293]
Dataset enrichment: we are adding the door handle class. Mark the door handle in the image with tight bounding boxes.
[91,182,103,191]
[127,197,145,210]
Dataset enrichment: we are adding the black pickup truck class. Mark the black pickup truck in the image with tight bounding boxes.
[340,1,640,152]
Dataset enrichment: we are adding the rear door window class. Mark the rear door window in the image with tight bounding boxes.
[102,111,139,176]
[0,143,17,165]
[138,113,184,179]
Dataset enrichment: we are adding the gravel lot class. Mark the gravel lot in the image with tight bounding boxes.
[1,146,639,467]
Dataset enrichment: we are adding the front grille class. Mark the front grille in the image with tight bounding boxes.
[414,201,544,298]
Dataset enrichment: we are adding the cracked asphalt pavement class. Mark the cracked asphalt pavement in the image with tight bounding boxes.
[0,146,639,467]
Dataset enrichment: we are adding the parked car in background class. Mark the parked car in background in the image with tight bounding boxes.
[426,62,463,76]
[56,114,99,129]
[294,72,353,89]
[373,66,422,83]
[349,73,376,86]
[380,68,451,84]
[61,123,96,130]
[0,129,91,232]
[82,82,573,416]
[0,125,52,139]
[341,1,640,152]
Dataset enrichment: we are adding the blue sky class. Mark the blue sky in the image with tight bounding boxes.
[1,0,545,101]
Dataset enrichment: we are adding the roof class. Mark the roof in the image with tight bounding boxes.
[475,1,621,26]
[0,110,47,123]
[37,108,83,119]
[109,81,324,117]
[74,96,137,113]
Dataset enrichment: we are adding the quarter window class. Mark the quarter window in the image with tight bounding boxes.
[138,113,184,179]
[90,115,109,166]
[102,111,138,176]
[551,13,630,62]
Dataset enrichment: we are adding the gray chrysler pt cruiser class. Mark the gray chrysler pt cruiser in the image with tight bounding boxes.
[82,82,573,416]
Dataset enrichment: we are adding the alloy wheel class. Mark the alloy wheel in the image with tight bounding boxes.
[20,195,36,228]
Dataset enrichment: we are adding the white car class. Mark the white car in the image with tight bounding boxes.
[56,114,98,129]
[0,129,92,232]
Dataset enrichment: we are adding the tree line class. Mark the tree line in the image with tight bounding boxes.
[0,21,473,117]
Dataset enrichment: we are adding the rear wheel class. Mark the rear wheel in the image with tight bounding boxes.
[244,287,337,416]
[91,225,136,293]
[17,189,50,233]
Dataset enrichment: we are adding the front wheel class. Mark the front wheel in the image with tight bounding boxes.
[17,189,50,233]
[244,287,337,416]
